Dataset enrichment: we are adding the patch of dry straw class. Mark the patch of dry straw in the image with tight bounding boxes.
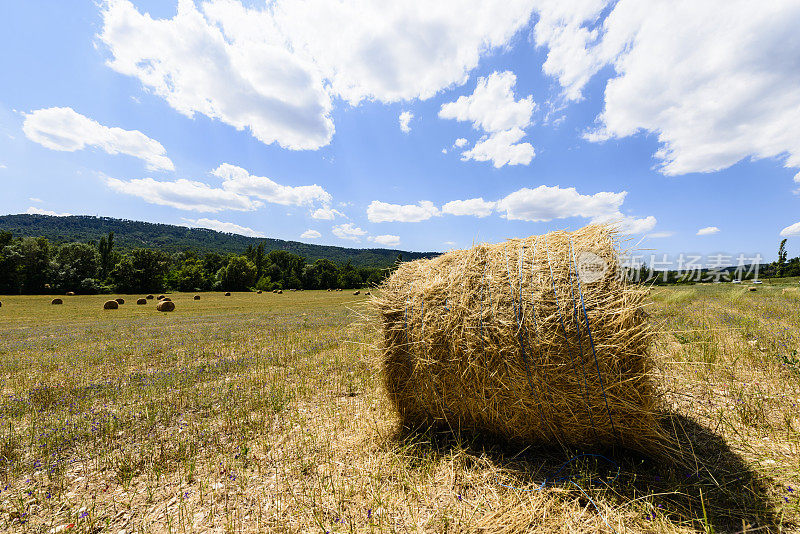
[375,225,671,455]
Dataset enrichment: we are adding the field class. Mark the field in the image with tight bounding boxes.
[0,286,798,533]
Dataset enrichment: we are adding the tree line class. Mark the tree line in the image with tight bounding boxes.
[0,231,399,294]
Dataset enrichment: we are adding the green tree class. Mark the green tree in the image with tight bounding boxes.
[109,248,170,293]
[19,237,52,294]
[337,260,362,289]
[54,242,100,293]
[98,231,116,280]
[218,256,257,291]
[173,258,210,291]
[0,232,23,294]
[777,239,788,277]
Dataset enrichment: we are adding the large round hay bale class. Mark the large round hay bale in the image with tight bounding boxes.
[224,292,231,296]
[103,300,119,310]
[51,298,63,305]
[0,301,3,308]
[161,297,171,302]
[353,290,361,295]
[136,298,147,305]
[157,295,166,301]
[257,290,262,294]
[115,298,125,305]
[277,289,283,294]
[375,225,665,453]
[194,295,201,300]
[146,295,154,300]
[66,291,75,296]
[156,300,175,312]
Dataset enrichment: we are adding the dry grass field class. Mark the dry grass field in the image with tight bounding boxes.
[0,285,797,533]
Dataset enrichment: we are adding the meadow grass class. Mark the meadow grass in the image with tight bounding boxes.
[0,286,797,533]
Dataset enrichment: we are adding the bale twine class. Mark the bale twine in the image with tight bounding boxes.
[375,225,667,453]
[51,298,63,305]
[136,298,147,305]
[115,298,125,305]
[103,300,119,310]
[156,300,175,312]
[194,295,201,300]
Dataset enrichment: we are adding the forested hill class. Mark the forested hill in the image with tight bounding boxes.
[0,214,438,267]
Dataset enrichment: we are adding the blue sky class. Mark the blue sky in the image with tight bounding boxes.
[1,1,799,264]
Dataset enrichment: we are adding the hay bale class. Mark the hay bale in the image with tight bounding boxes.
[257,290,262,294]
[136,298,147,305]
[224,292,231,296]
[748,287,757,292]
[51,298,63,305]
[146,295,154,300]
[103,300,118,310]
[194,295,201,300]
[277,289,283,294]
[66,291,75,296]
[375,225,666,453]
[353,290,361,295]
[157,295,166,300]
[0,301,3,308]
[115,298,125,305]
[365,291,371,295]
[156,300,175,312]
[161,297,171,302]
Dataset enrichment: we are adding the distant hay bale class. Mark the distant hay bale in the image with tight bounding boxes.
[136,298,147,305]
[365,291,371,295]
[225,292,231,296]
[51,298,63,305]
[156,300,175,312]
[157,295,166,300]
[161,297,171,302]
[66,291,75,296]
[0,301,3,308]
[115,298,125,305]
[103,300,118,310]
[353,290,361,295]
[277,289,283,294]
[257,290,262,294]
[194,295,201,300]
[146,295,154,300]
[375,225,667,453]
[748,287,757,292]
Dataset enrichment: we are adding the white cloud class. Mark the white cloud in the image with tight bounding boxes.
[300,229,322,239]
[183,217,265,237]
[495,184,655,234]
[22,107,173,171]
[646,231,674,238]
[439,71,535,133]
[399,111,413,133]
[26,206,72,217]
[441,148,448,154]
[212,164,331,207]
[795,171,800,184]
[533,1,800,176]
[441,197,496,217]
[460,127,535,168]
[696,226,720,236]
[440,71,536,167]
[332,223,367,241]
[105,176,260,212]
[100,0,537,150]
[311,206,344,220]
[29,197,43,203]
[443,241,456,246]
[780,222,800,237]
[0,164,6,169]
[369,234,401,246]
[367,200,440,223]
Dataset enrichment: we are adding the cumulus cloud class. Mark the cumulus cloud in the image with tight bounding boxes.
[105,176,260,212]
[453,138,468,148]
[301,229,322,239]
[440,71,536,167]
[441,198,496,217]
[460,128,535,168]
[399,111,413,133]
[332,222,367,241]
[26,206,72,217]
[533,0,800,176]
[367,200,440,223]
[100,0,537,150]
[369,234,401,246]
[183,217,265,237]
[780,222,800,237]
[212,164,331,207]
[696,226,720,236]
[23,107,173,171]
[311,206,344,220]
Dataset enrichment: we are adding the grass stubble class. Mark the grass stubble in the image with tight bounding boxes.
[0,286,796,533]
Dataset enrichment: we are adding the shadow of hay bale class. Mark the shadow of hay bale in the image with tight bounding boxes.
[390,413,780,533]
